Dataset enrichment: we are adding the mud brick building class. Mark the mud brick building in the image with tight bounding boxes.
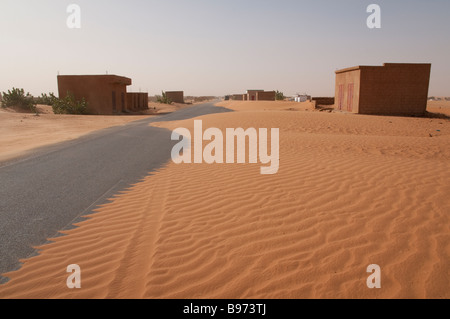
[57,75,132,115]
[245,90,276,101]
[165,91,184,104]
[335,63,431,116]
[232,94,245,101]
[247,90,264,101]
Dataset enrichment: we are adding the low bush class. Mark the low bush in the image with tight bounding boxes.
[1,88,37,112]
[52,92,88,115]
[156,91,172,104]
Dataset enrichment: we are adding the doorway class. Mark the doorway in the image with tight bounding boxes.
[347,84,354,112]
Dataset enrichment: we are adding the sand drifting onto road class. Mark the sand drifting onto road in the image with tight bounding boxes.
[0,101,449,298]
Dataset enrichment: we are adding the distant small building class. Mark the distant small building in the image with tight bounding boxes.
[229,90,276,101]
[294,95,311,102]
[165,91,184,104]
[245,90,276,101]
[247,90,264,101]
[335,63,431,115]
[57,75,132,115]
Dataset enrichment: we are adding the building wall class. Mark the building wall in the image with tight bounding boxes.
[57,75,132,115]
[256,91,276,101]
[312,97,335,106]
[247,90,264,101]
[141,93,149,110]
[112,83,128,113]
[232,94,244,101]
[128,93,137,111]
[126,93,134,111]
[335,68,361,113]
[165,91,184,104]
[335,63,431,116]
[359,63,431,115]
[127,93,149,111]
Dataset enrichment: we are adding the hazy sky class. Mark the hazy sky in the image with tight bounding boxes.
[0,0,449,97]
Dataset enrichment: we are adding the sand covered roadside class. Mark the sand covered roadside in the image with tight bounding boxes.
[0,100,212,164]
[0,105,155,163]
[0,101,449,299]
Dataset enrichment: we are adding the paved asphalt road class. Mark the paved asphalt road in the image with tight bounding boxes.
[0,101,232,282]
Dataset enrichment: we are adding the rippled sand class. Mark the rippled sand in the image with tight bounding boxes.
[1,101,449,299]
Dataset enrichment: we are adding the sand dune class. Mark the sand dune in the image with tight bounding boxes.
[0,101,449,299]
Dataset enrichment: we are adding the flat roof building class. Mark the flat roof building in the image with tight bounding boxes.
[335,63,431,116]
[57,75,132,115]
[246,90,276,101]
[165,91,184,104]
[247,90,264,101]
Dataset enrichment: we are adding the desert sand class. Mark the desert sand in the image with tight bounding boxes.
[0,100,449,299]
[147,101,194,115]
[427,100,450,116]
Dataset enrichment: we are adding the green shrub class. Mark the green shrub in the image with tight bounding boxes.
[275,90,285,101]
[156,91,172,104]
[35,92,57,106]
[52,92,88,115]
[1,88,37,112]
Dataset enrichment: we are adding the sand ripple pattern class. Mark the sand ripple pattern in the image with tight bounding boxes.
[0,110,449,299]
